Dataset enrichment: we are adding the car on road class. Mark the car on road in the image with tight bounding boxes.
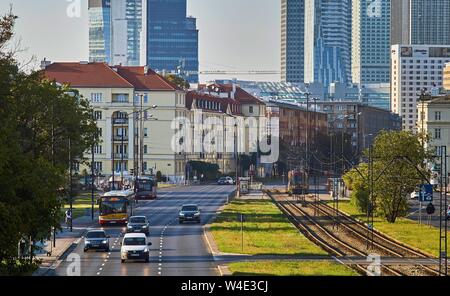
[126,216,150,235]
[179,204,201,224]
[84,230,110,252]
[120,233,152,263]
[217,176,234,185]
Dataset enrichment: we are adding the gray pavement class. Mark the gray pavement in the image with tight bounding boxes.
[47,185,235,276]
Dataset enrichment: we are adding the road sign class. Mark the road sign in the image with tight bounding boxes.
[237,213,245,222]
[419,184,433,202]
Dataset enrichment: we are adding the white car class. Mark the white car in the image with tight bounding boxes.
[120,233,152,263]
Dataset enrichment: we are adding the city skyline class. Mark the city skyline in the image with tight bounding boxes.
[0,0,281,82]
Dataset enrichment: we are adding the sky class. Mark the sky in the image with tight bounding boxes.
[0,0,281,82]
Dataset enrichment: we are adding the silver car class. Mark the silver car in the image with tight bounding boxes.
[84,230,110,252]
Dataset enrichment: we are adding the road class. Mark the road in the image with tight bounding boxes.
[408,192,450,228]
[51,185,235,276]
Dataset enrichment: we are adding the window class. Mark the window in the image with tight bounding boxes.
[144,145,148,154]
[91,93,102,103]
[249,106,254,113]
[144,128,148,137]
[434,128,441,140]
[94,161,103,172]
[435,111,442,121]
[143,162,148,171]
[94,111,102,120]
[94,145,102,154]
[97,128,102,138]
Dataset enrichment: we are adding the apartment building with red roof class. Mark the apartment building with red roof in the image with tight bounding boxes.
[42,61,187,182]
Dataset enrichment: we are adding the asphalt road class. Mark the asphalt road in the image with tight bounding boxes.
[408,192,450,228]
[52,185,235,276]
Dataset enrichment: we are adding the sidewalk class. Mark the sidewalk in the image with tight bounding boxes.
[33,214,99,276]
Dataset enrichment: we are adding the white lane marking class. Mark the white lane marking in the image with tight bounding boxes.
[102,263,105,266]
[99,268,103,271]
[97,272,101,275]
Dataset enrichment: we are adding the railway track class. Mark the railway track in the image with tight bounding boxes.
[265,190,440,276]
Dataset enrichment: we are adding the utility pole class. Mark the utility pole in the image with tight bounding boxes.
[91,125,95,221]
[111,117,115,190]
[140,94,145,176]
[121,119,125,188]
[439,146,448,276]
[68,138,73,232]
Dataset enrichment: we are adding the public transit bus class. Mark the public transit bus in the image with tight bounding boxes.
[98,190,135,226]
[135,176,157,200]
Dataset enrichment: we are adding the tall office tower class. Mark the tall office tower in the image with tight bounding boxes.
[391,44,450,131]
[281,0,305,83]
[89,0,146,66]
[391,0,450,45]
[146,0,199,83]
[352,0,391,84]
[304,0,352,86]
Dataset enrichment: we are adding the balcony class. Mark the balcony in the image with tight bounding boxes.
[113,135,129,142]
[113,153,128,159]
[112,118,129,125]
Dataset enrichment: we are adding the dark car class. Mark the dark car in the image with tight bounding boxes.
[126,216,150,235]
[84,230,110,252]
[179,204,201,224]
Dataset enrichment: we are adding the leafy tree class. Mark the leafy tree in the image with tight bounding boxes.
[0,11,97,272]
[164,74,190,90]
[344,131,430,223]
[371,131,430,223]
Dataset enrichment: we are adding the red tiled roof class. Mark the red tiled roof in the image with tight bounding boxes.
[43,62,134,88]
[113,66,183,91]
[203,83,264,105]
[186,91,242,115]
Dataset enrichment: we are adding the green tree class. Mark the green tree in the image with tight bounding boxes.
[344,131,430,223]
[164,74,190,90]
[0,11,97,272]
[371,131,430,223]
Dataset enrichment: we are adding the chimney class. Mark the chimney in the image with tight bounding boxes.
[231,78,237,99]
[40,58,51,70]
[144,65,149,75]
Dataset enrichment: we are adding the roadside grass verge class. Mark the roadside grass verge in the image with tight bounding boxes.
[332,200,442,256]
[62,192,98,220]
[210,199,326,256]
[228,260,359,276]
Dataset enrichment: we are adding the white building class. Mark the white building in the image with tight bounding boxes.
[391,44,450,131]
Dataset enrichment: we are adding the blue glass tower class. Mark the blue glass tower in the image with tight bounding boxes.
[89,0,112,63]
[304,0,352,86]
[146,0,199,83]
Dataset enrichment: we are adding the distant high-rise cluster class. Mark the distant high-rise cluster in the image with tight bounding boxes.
[88,0,199,83]
[391,0,450,45]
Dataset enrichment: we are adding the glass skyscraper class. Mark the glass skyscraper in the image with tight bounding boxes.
[391,0,450,45]
[89,0,145,66]
[146,0,199,83]
[352,0,391,84]
[304,0,352,86]
[281,0,305,83]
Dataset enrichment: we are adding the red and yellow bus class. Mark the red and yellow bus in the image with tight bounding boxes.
[98,190,135,226]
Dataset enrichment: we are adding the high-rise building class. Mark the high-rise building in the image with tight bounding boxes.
[391,0,450,45]
[352,0,391,84]
[146,0,199,83]
[391,44,450,131]
[88,0,146,66]
[281,0,305,83]
[304,0,352,86]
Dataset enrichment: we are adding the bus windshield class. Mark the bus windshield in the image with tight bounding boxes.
[100,199,127,215]
[138,181,153,191]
